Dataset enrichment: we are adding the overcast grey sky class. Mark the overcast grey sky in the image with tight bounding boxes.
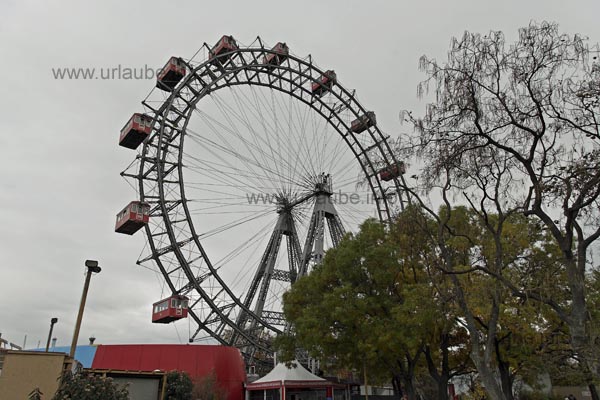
[1,0,599,350]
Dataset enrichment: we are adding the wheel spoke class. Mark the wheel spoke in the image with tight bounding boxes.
[123,40,405,368]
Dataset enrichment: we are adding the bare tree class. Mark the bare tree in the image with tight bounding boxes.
[404,21,600,394]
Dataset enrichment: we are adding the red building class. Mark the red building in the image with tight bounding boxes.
[91,344,246,400]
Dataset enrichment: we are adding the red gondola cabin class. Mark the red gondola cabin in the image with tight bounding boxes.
[156,57,186,92]
[119,113,153,149]
[312,70,336,97]
[209,35,238,63]
[152,295,189,324]
[351,111,376,134]
[380,162,406,182]
[263,42,289,70]
[115,201,150,235]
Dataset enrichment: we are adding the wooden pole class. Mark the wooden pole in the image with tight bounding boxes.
[69,262,100,358]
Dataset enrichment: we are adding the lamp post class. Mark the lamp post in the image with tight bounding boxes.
[69,260,101,358]
[45,318,58,352]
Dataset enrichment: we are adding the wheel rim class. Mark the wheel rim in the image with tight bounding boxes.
[122,38,407,366]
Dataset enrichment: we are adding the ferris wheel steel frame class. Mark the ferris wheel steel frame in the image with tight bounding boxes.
[126,37,408,364]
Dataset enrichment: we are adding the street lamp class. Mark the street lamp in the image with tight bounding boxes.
[69,260,101,358]
[45,318,58,352]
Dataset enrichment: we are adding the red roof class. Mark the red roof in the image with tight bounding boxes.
[91,344,245,400]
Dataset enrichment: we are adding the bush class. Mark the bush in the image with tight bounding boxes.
[165,370,194,400]
[52,371,129,400]
[192,371,228,400]
[164,370,229,400]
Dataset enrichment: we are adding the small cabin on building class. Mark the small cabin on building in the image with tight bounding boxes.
[156,57,186,92]
[119,113,153,149]
[312,70,337,97]
[152,295,189,324]
[115,201,150,235]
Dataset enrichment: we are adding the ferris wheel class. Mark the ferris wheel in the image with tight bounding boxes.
[116,35,408,367]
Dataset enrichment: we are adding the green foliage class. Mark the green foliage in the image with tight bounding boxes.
[279,218,401,382]
[278,207,469,387]
[52,372,129,400]
[164,370,229,400]
[165,370,194,400]
[279,199,584,398]
[461,379,487,400]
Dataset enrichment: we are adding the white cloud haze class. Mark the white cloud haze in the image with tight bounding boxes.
[0,0,598,349]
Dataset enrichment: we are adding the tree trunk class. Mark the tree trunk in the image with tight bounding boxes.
[497,360,514,400]
[446,273,507,400]
[392,375,403,399]
[396,352,421,400]
[423,338,451,400]
[494,337,514,400]
[588,383,599,400]
[469,352,507,400]
[563,252,597,390]
[437,375,449,400]
[402,377,418,400]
